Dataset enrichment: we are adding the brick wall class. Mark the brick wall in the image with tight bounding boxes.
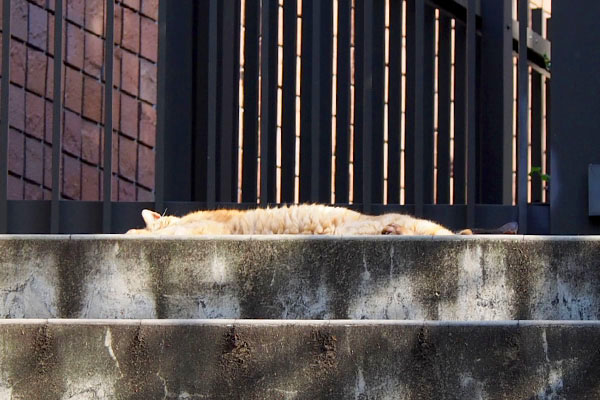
[2,0,157,201]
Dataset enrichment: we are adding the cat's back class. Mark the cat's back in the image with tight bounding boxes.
[234,204,361,234]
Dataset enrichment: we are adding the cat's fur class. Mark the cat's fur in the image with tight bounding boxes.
[126,204,459,236]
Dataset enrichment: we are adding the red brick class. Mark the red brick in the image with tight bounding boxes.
[24,182,43,200]
[45,56,53,98]
[25,137,44,184]
[7,175,23,200]
[85,0,104,36]
[138,144,154,188]
[122,7,140,53]
[66,0,84,26]
[45,101,53,143]
[81,120,101,164]
[10,39,26,87]
[121,50,139,96]
[112,88,120,130]
[123,0,140,11]
[11,0,28,41]
[28,3,48,51]
[43,143,53,188]
[114,5,122,46]
[113,49,121,88]
[137,186,153,201]
[26,48,47,96]
[8,129,24,175]
[118,178,135,201]
[140,59,156,103]
[141,0,158,20]
[81,163,100,200]
[66,22,84,69]
[82,76,103,122]
[140,17,157,62]
[9,85,24,131]
[84,31,103,77]
[63,110,82,156]
[64,66,82,113]
[139,103,155,147]
[120,93,138,138]
[25,92,45,139]
[119,135,137,181]
[47,11,54,56]
[62,155,81,199]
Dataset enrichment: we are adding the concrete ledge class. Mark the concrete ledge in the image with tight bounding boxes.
[1,235,600,319]
[0,319,598,399]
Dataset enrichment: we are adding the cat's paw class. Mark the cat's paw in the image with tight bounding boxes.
[382,223,412,235]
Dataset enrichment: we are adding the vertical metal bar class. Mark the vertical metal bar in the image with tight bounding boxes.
[310,0,321,202]
[422,4,434,205]
[412,0,424,217]
[387,0,402,204]
[453,21,466,204]
[370,0,384,205]
[206,0,218,208]
[517,0,529,232]
[281,0,297,203]
[361,0,373,213]
[51,0,64,233]
[0,0,10,233]
[155,0,168,212]
[530,8,543,203]
[466,0,476,228]
[318,0,333,202]
[335,0,351,204]
[353,0,364,205]
[266,0,278,204]
[545,17,551,182]
[242,0,259,203]
[102,0,114,232]
[259,0,272,206]
[480,0,513,204]
[404,0,414,205]
[219,0,236,202]
[436,13,451,204]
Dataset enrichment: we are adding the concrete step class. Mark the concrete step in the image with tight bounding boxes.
[0,319,597,399]
[1,235,600,319]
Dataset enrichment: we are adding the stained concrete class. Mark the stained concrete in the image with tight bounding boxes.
[0,319,598,399]
[1,235,600,319]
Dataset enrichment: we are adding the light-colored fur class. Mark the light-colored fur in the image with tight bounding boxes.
[126,204,455,236]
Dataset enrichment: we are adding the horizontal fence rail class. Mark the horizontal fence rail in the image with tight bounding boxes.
[0,0,552,234]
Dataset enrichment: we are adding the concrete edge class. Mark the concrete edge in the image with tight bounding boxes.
[1,233,600,242]
[1,319,600,328]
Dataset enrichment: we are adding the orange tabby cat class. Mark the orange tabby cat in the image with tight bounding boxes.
[126,204,458,236]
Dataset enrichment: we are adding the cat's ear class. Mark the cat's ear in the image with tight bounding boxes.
[141,209,162,227]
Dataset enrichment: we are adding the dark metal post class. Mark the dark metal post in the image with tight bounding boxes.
[155,0,167,212]
[362,0,373,212]
[281,0,297,203]
[51,0,64,233]
[259,0,272,206]
[310,0,322,202]
[102,0,114,232]
[387,0,402,204]
[206,0,218,208]
[0,0,10,233]
[466,0,476,228]
[551,2,600,233]
[335,0,351,204]
[530,8,543,203]
[479,0,513,205]
[517,0,529,233]
[412,0,424,217]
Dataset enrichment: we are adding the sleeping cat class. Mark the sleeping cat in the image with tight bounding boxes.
[125,204,518,236]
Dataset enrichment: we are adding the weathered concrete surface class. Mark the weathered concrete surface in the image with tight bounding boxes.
[1,235,600,319]
[0,320,598,399]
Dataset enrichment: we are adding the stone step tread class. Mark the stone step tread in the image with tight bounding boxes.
[1,236,599,320]
[0,319,597,399]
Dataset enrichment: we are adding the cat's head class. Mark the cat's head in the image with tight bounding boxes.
[125,209,181,234]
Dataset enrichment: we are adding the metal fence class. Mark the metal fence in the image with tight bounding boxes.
[0,0,552,234]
